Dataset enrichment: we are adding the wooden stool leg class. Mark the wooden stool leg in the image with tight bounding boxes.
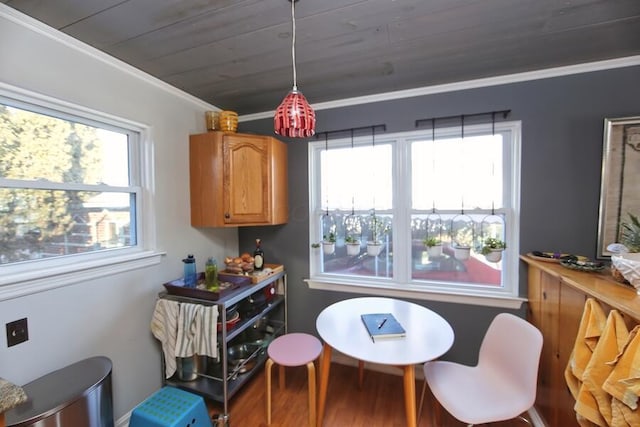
[307,361,317,427]
[265,358,274,425]
[278,365,285,389]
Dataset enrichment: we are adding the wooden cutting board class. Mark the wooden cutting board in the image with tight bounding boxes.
[219,263,284,284]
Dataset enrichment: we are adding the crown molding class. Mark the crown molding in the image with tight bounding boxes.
[241,55,640,122]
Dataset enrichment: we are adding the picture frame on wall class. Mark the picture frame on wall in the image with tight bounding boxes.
[597,115,640,258]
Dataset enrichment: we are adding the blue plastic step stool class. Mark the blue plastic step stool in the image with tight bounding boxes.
[129,386,212,427]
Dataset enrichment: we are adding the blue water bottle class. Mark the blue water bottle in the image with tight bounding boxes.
[182,254,197,287]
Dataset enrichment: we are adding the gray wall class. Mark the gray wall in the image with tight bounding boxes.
[239,66,640,364]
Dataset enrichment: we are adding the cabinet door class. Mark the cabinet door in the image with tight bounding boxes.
[537,270,561,426]
[223,134,271,224]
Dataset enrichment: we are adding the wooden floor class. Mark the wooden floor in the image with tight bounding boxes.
[207,362,533,427]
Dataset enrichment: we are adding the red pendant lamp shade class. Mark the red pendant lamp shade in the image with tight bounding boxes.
[274,89,316,138]
[274,0,316,138]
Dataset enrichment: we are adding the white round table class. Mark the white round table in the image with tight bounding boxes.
[315,297,454,427]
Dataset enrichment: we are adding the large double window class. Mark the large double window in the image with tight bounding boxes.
[308,121,521,304]
[0,87,155,295]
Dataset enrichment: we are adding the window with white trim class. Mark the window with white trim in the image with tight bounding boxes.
[0,91,148,278]
[308,122,521,301]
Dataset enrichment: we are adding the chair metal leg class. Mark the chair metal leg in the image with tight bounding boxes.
[517,414,532,425]
[417,379,427,422]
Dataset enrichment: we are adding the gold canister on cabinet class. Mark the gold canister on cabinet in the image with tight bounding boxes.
[205,111,219,131]
[219,110,238,132]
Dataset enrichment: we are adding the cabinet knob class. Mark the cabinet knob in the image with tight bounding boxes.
[542,291,547,300]
[225,213,230,219]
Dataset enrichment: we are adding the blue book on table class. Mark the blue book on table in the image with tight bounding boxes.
[361,313,406,342]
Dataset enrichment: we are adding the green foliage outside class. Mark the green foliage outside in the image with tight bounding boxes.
[0,104,104,262]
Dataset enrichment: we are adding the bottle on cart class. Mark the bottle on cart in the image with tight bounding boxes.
[205,257,219,290]
[253,238,264,271]
[182,254,197,287]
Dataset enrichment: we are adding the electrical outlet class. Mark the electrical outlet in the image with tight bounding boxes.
[6,318,29,347]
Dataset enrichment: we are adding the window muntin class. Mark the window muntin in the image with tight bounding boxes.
[0,99,140,266]
[309,123,521,299]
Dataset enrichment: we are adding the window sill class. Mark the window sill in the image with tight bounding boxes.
[0,250,165,302]
[305,278,526,309]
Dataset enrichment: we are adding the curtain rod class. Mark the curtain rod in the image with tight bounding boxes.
[315,124,386,139]
[415,109,511,128]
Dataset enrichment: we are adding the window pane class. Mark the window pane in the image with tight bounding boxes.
[320,144,392,210]
[410,213,504,286]
[412,135,503,210]
[319,212,393,279]
[0,104,130,186]
[0,188,135,264]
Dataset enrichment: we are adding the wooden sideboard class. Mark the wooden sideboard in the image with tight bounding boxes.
[522,255,640,427]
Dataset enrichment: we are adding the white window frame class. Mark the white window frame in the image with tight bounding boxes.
[306,122,525,309]
[0,83,162,301]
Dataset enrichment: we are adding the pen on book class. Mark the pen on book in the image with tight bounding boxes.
[378,318,387,329]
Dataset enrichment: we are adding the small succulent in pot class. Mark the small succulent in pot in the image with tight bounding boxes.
[323,232,337,243]
[423,237,441,248]
[345,235,361,256]
[480,237,506,255]
[319,232,337,255]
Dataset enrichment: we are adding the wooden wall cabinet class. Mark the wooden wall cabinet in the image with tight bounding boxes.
[523,256,640,427]
[189,131,288,227]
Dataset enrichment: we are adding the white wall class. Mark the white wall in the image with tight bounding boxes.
[0,5,237,420]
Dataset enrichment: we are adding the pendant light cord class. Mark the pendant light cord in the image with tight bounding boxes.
[290,0,298,90]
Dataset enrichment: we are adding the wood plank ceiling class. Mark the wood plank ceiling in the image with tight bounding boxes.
[4,0,640,114]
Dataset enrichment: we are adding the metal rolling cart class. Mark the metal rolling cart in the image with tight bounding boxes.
[158,267,287,426]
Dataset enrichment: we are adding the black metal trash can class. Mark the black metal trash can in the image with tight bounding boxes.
[5,356,114,427]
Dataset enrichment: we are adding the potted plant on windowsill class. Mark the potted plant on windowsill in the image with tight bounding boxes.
[481,237,506,262]
[424,237,443,258]
[322,232,336,255]
[345,235,361,256]
[367,214,390,256]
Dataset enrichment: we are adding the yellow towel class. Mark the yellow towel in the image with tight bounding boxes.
[150,299,179,378]
[565,298,608,399]
[603,325,640,426]
[575,310,630,426]
[610,397,638,427]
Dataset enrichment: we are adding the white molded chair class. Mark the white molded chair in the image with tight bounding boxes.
[419,313,543,426]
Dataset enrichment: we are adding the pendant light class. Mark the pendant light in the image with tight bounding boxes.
[274,0,316,138]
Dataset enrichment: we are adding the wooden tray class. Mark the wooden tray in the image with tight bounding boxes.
[163,273,251,300]
[219,263,284,284]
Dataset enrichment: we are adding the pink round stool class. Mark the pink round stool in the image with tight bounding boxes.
[265,333,323,427]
